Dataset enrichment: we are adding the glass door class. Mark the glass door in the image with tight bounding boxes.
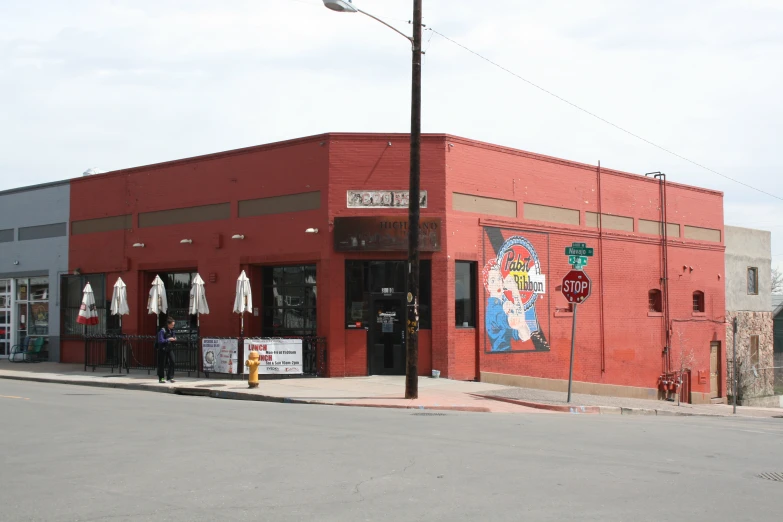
[16,279,28,345]
[368,296,406,375]
[0,280,10,358]
[159,272,199,342]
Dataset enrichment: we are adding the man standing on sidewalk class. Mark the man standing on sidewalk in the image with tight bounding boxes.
[156,317,177,383]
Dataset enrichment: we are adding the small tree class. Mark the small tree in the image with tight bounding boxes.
[674,328,696,406]
[772,267,782,295]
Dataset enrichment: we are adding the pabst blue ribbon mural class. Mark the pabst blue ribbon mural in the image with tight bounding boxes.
[483,228,550,353]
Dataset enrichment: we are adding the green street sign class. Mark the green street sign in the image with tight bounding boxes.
[565,246,594,257]
[569,255,588,266]
[573,242,586,248]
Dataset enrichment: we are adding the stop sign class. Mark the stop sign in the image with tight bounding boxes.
[561,270,591,304]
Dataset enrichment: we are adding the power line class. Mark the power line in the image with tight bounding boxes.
[428,28,783,203]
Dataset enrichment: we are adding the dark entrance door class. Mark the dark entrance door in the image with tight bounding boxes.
[368,295,406,375]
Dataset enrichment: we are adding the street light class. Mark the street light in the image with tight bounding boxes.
[323,0,423,399]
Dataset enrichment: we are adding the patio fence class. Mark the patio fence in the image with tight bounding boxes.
[83,335,327,378]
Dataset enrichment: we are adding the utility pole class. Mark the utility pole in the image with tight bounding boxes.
[405,0,422,400]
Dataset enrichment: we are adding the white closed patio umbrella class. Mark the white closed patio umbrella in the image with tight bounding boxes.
[111,277,130,328]
[77,283,100,329]
[233,270,252,336]
[147,275,168,316]
[189,273,209,326]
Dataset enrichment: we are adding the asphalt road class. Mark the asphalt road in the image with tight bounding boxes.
[1,380,782,522]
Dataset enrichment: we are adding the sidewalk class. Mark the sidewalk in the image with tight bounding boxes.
[1,361,781,418]
[0,362,547,414]
[479,386,783,418]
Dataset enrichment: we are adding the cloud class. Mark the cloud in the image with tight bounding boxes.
[1,0,781,264]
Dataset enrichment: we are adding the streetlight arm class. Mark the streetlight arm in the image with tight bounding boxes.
[356,9,413,44]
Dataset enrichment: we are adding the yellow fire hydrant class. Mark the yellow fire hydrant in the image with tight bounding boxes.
[246,351,260,388]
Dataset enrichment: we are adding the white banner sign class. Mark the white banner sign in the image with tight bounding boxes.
[202,338,239,374]
[245,338,303,375]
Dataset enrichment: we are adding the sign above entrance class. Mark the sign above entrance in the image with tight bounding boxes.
[347,190,427,209]
[334,217,441,252]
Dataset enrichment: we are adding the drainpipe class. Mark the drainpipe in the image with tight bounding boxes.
[597,161,606,374]
[646,171,671,376]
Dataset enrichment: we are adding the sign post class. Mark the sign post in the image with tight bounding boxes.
[561,242,594,403]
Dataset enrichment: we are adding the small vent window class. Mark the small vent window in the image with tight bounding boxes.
[648,289,662,313]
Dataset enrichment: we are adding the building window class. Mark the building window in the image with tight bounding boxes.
[455,262,476,327]
[13,277,51,350]
[262,265,317,337]
[747,267,758,295]
[648,289,662,313]
[344,260,432,329]
[692,291,705,313]
[750,335,760,367]
[158,272,198,339]
[61,275,108,336]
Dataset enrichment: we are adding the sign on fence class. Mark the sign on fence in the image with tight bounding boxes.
[245,339,303,375]
[202,338,239,374]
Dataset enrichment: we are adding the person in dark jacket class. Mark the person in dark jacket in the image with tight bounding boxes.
[157,317,177,383]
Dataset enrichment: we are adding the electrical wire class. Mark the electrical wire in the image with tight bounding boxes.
[293,0,782,203]
[428,28,783,203]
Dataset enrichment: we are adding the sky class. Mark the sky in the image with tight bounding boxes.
[1,0,781,272]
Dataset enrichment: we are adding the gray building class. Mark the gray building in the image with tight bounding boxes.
[0,181,70,362]
[724,225,775,405]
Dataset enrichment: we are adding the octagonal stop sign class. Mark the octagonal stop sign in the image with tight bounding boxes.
[561,270,592,304]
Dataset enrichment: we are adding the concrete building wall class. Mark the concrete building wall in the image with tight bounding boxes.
[724,226,771,312]
[724,226,775,404]
[0,181,70,361]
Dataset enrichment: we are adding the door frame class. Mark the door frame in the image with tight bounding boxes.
[366,292,407,375]
[710,341,721,399]
[0,278,11,359]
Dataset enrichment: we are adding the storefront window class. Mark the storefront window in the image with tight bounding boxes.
[262,265,317,337]
[13,277,50,348]
[160,272,198,339]
[345,260,431,329]
[61,275,107,336]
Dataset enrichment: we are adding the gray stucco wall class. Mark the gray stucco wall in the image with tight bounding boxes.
[724,226,771,313]
[0,181,70,361]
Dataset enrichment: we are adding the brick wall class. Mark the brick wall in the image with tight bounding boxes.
[443,137,725,396]
[66,132,728,395]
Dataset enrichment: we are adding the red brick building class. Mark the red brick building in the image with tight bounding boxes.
[62,133,727,403]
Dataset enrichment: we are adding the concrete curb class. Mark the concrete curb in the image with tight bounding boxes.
[474,393,728,418]
[0,374,491,413]
[472,394,600,414]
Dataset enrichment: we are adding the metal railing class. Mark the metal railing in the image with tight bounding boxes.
[244,336,328,377]
[293,336,327,377]
[83,335,327,378]
[84,335,200,376]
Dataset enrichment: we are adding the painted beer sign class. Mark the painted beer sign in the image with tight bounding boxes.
[482,227,550,353]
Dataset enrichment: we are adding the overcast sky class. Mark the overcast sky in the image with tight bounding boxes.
[1,0,781,271]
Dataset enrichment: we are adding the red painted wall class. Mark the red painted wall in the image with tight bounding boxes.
[443,137,725,396]
[67,133,726,397]
[69,136,330,349]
